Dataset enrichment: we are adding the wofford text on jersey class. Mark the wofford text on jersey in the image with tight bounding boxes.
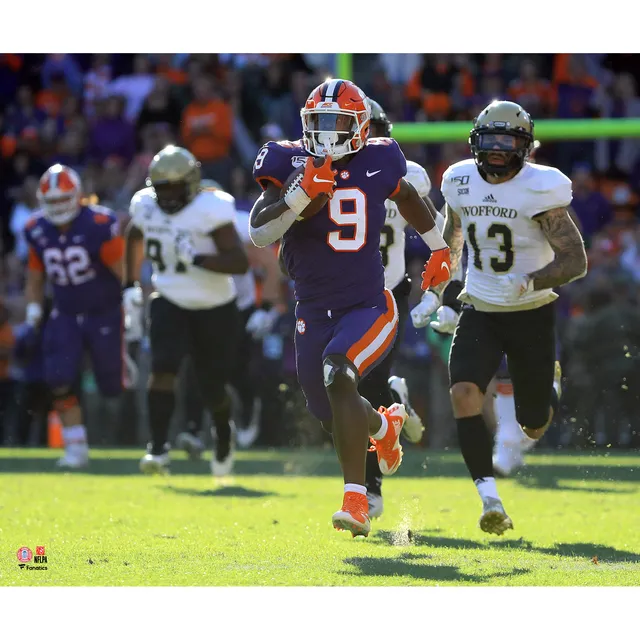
[460,206,518,219]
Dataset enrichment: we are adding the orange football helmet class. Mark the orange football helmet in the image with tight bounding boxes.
[301,79,371,160]
[37,164,82,226]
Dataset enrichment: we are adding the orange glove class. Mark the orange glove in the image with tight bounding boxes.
[421,247,452,290]
[300,156,337,200]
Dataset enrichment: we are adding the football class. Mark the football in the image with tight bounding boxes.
[281,157,331,220]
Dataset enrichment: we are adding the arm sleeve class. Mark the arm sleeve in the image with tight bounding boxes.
[530,169,573,218]
[384,139,408,198]
[252,142,296,191]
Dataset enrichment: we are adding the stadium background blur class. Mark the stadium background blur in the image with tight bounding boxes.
[1,53,640,453]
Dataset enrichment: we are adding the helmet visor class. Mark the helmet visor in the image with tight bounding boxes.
[476,133,528,152]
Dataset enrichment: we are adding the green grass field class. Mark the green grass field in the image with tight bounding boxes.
[1,448,639,586]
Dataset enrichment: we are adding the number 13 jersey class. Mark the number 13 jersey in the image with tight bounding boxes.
[441,158,573,311]
[129,187,237,310]
[253,138,407,311]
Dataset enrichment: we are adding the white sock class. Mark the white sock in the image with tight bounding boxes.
[475,477,500,502]
[63,425,88,447]
[344,483,367,496]
[371,412,388,440]
[495,389,536,448]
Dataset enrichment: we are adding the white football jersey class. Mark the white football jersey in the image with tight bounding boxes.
[233,210,257,311]
[129,187,238,310]
[441,159,572,311]
[383,160,432,290]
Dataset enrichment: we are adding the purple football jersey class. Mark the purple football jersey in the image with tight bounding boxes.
[25,205,123,315]
[253,138,407,310]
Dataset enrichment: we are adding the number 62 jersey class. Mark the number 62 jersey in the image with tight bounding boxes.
[441,158,573,311]
[128,186,238,310]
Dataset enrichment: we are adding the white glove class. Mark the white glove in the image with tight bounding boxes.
[499,274,534,303]
[410,291,441,328]
[246,307,280,340]
[123,286,144,343]
[175,231,196,265]
[26,302,43,327]
[430,305,459,335]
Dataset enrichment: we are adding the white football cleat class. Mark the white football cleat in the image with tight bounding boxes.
[479,497,514,536]
[140,452,170,475]
[388,376,424,444]
[210,445,234,477]
[367,492,384,519]
[236,398,261,449]
[493,442,525,477]
[176,432,205,461]
[56,444,89,470]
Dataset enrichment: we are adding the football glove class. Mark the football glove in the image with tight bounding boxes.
[25,302,43,327]
[430,305,459,335]
[499,274,534,303]
[246,307,280,340]
[123,286,144,344]
[421,247,452,290]
[175,231,196,265]
[410,291,440,329]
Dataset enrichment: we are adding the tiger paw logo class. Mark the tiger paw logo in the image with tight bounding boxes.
[17,545,48,571]
[296,319,306,335]
[339,170,350,180]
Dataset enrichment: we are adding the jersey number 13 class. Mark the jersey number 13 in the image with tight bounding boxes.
[467,223,514,273]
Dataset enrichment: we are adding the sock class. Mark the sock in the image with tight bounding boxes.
[63,425,87,446]
[365,448,382,495]
[209,394,232,461]
[344,483,367,496]
[495,389,523,445]
[147,389,175,455]
[456,414,495,481]
[371,412,388,440]
[475,477,500,502]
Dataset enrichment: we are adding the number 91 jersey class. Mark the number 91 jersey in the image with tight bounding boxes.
[129,186,237,310]
[441,159,572,310]
[253,138,407,311]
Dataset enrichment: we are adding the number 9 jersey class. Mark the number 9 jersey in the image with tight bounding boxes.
[129,186,238,309]
[253,138,407,311]
[441,158,572,311]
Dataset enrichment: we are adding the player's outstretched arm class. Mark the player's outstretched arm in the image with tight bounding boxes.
[431,203,464,295]
[123,221,144,286]
[249,183,298,248]
[187,224,249,275]
[528,207,588,290]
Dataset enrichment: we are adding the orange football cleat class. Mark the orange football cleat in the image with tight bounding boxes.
[332,491,371,538]
[369,403,407,476]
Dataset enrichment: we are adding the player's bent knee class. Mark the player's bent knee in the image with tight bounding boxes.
[450,382,484,417]
[323,355,358,393]
[518,406,552,432]
[51,388,79,412]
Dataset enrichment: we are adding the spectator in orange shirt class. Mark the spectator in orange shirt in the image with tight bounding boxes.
[508,59,553,118]
[180,75,234,187]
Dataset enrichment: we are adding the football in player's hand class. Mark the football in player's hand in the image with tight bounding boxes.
[281,157,331,220]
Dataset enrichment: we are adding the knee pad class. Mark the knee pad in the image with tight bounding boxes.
[51,388,79,412]
[323,355,358,388]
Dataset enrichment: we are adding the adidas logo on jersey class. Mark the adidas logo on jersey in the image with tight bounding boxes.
[483,194,497,203]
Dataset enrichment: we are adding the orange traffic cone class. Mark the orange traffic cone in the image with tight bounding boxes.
[47,411,64,449]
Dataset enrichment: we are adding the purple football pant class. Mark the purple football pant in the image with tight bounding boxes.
[43,306,124,397]
[294,289,399,422]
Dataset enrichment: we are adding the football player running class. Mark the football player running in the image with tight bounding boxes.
[24,164,125,469]
[124,145,249,477]
[423,101,587,535]
[249,79,450,537]
[359,98,427,519]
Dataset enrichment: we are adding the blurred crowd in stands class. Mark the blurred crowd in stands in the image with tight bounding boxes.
[1,53,640,450]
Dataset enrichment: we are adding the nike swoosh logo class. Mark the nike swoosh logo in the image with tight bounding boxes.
[441,263,450,277]
[366,170,381,177]
[313,175,334,183]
